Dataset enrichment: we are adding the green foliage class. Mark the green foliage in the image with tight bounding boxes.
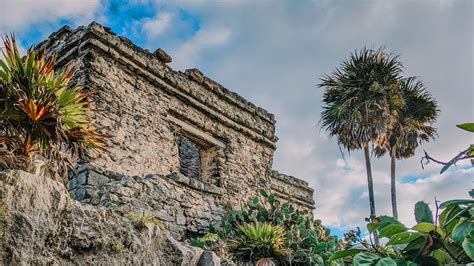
[414,201,434,223]
[194,189,341,265]
[229,222,287,263]
[106,239,124,253]
[333,192,474,265]
[0,35,108,180]
[126,212,165,230]
[191,233,219,250]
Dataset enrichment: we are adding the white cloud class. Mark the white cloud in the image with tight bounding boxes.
[0,0,101,33]
[142,12,173,39]
[171,27,232,70]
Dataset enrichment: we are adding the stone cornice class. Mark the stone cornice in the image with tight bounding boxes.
[270,170,314,193]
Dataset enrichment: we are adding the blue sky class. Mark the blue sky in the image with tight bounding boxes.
[1,0,472,237]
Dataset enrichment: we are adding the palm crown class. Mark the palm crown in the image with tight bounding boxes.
[319,47,405,151]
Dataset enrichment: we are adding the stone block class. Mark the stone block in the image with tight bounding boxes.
[67,178,77,191]
[87,172,110,187]
[76,172,87,186]
[185,68,204,84]
[153,48,172,63]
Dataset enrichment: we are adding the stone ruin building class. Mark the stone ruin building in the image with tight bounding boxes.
[37,22,315,239]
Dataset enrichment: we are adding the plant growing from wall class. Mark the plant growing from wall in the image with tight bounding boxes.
[331,191,474,265]
[0,35,108,180]
[193,189,343,265]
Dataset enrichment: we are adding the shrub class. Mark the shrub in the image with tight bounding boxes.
[0,35,107,180]
[193,189,342,265]
[332,191,474,265]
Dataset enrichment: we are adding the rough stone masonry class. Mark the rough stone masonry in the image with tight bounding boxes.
[36,22,315,238]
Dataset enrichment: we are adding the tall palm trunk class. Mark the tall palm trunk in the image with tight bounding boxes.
[363,143,377,218]
[390,147,398,219]
[363,143,379,244]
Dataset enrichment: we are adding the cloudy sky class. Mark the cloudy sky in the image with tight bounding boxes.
[1,0,472,236]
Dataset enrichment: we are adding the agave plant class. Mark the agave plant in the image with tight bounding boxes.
[0,35,107,180]
[228,222,287,264]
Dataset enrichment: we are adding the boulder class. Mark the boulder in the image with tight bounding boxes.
[0,170,207,265]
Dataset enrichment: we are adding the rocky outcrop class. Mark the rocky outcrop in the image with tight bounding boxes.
[0,170,210,265]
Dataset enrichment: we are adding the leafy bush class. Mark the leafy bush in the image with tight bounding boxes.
[0,35,107,180]
[332,191,474,265]
[193,189,342,265]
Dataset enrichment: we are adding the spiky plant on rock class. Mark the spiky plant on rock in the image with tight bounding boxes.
[0,35,107,181]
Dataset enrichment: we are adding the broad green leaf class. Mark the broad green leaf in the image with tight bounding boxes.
[353,252,381,266]
[329,249,364,260]
[452,220,473,246]
[430,249,452,264]
[439,199,474,209]
[379,216,402,230]
[258,189,268,197]
[412,222,446,237]
[462,231,474,260]
[403,235,427,254]
[439,204,464,234]
[468,145,474,156]
[367,222,381,232]
[412,222,435,233]
[387,231,422,245]
[375,258,398,266]
[414,201,434,223]
[418,256,442,265]
[379,224,407,238]
[457,123,474,133]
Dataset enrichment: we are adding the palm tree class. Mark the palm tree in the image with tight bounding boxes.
[374,77,439,219]
[319,47,404,226]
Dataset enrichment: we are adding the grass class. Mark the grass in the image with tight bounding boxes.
[126,212,165,230]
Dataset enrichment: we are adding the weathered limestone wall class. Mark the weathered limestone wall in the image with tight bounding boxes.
[67,164,224,240]
[270,171,315,212]
[36,22,315,233]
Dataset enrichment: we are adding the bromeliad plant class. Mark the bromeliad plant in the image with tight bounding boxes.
[192,189,342,265]
[0,35,107,180]
[331,192,474,265]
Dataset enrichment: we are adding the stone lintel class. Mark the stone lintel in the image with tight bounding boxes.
[166,114,226,149]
